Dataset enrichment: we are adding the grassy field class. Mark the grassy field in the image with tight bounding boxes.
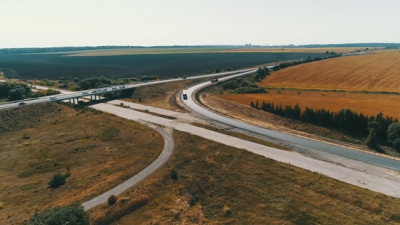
[0,51,325,80]
[260,50,400,93]
[89,131,400,225]
[220,90,400,120]
[0,103,163,224]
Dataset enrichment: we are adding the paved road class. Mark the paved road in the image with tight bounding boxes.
[91,102,400,198]
[181,73,400,172]
[82,123,174,211]
[0,70,250,110]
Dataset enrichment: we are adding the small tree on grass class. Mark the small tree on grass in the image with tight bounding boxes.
[388,122,400,151]
[29,202,89,225]
[171,168,178,181]
[108,195,118,205]
[365,128,378,149]
[48,172,71,189]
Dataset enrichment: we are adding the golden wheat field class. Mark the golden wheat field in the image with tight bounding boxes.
[220,90,400,119]
[260,50,400,93]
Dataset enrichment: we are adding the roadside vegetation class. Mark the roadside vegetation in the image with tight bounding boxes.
[249,101,398,152]
[0,81,60,101]
[88,131,400,224]
[0,103,163,224]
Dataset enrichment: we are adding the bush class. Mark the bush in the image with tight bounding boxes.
[171,168,178,181]
[393,138,400,151]
[366,129,378,149]
[29,202,89,225]
[231,87,266,94]
[48,172,71,189]
[387,123,400,147]
[108,195,118,205]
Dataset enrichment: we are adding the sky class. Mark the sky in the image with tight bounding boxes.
[1,0,400,48]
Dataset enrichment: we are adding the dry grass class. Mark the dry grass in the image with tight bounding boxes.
[89,131,400,225]
[219,47,375,53]
[0,104,163,224]
[260,50,400,93]
[220,90,400,120]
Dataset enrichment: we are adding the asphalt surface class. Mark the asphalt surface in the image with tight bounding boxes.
[0,69,249,110]
[181,72,400,172]
[82,124,174,211]
[91,101,400,198]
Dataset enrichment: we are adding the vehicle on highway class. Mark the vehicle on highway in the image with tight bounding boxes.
[102,89,107,91]
[18,102,26,106]
[182,90,188,100]
[83,92,89,95]
[120,86,125,89]
[182,75,187,79]
[112,87,118,90]
[211,78,219,83]
[92,90,97,93]
[50,97,57,100]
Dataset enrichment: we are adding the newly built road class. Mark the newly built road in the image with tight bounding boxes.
[91,101,400,198]
[182,73,400,172]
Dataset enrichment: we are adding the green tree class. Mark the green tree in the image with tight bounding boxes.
[171,168,178,180]
[48,172,71,189]
[387,122,400,150]
[366,128,378,149]
[74,77,80,83]
[8,86,26,100]
[29,202,89,225]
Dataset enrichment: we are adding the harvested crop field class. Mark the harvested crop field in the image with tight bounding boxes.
[220,90,400,120]
[260,50,400,93]
[0,103,163,224]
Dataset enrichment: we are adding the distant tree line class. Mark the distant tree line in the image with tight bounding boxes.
[294,43,400,48]
[272,54,341,71]
[250,101,399,148]
[0,46,143,55]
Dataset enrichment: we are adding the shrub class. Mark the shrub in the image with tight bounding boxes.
[29,202,89,225]
[48,172,71,189]
[171,168,178,181]
[366,129,378,149]
[387,122,400,148]
[231,87,266,94]
[108,195,118,205]
[393,138,400,151]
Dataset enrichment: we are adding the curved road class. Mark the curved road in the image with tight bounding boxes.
[82,124,174,211]
[182,71,400,172]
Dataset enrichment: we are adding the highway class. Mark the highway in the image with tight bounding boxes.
[0,69,250,110]
[181,72,400,172]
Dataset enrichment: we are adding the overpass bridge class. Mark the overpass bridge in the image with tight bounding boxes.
[0,69,253,110]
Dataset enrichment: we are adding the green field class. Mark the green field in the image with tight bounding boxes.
[0,48,325,80]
